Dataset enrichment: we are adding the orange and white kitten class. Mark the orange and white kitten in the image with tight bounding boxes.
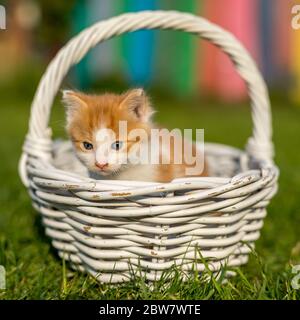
[63,89,208,183]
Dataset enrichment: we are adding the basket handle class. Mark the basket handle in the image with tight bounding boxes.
[21,10,274,183]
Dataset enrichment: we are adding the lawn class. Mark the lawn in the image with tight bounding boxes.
[0,91,299,299]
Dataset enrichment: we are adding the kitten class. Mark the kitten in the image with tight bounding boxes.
[62,89,208,183]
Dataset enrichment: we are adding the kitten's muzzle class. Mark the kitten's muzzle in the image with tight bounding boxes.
[95,162,109,170]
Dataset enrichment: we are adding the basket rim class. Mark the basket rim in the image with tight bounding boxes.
[22,140,279,206]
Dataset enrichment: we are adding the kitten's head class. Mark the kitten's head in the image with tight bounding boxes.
[62,89,154,177]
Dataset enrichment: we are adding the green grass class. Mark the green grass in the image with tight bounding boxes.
[0,93,299,300]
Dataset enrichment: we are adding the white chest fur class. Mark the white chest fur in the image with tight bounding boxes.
[116,164,157,182]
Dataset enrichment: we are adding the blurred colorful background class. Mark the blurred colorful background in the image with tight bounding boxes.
[0,0,300,299]
[1,0,300,102]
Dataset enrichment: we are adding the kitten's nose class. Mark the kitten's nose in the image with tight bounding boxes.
[95,162,108,170]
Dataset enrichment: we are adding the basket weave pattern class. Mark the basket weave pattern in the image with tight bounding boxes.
[19,11,278,283]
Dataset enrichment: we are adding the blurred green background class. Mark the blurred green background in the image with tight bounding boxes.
[0,0,299,299]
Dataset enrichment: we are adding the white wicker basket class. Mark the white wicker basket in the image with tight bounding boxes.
[19,11,279,283]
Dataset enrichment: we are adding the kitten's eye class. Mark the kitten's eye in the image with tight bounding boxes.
[111,141,123,151]
[83,141,93,150]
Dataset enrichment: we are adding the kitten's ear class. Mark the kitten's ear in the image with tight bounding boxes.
[120,88,155,122]
[62,90,88,122]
